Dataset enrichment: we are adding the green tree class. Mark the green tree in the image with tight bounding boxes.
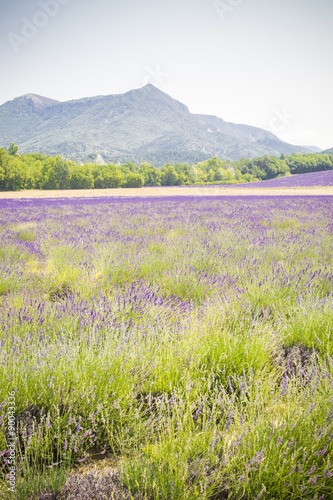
[54,158,71,189]
[8,143,19,156]
[0,148,8,190]
[195,167,206,184]
[70,165,94,189]
[123,172,144,188]
[140,163,161,187]
[173,163,191,185]
[40,157,71,190]
[188,166,198,184]
[123,162,139,173]
[213,169,223,181]
[207,169,215,182]
[0,150,28,191]
[161,165,178,186]
[235,169,243,182]
[207,156,224,170]
[285,154,333,174]
[93,164,123,188]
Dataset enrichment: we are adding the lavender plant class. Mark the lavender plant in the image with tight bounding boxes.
[0,196,332,499]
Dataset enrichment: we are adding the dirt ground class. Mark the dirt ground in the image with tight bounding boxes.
[0,186,333,199]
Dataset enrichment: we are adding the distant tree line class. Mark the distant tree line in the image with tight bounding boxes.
[0,144,332,191]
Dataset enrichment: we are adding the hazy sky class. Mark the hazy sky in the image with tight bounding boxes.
[1,0,332,149]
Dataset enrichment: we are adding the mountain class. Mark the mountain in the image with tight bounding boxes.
[322,147,333,154]
[299,145,323,153]
[0,85,312,165]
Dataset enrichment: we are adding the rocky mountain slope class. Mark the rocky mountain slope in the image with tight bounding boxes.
[0,84,311,165]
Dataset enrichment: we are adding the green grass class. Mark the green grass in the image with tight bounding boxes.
[0,197,333,499]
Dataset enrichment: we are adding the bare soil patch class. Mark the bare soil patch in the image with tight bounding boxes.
[0,186,333,199]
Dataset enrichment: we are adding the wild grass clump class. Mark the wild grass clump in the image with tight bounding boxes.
[0,196,332,499]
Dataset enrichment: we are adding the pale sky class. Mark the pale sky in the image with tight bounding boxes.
[0,0,332,149]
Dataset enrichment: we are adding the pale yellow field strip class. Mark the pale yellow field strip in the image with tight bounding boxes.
[0,186,333,199]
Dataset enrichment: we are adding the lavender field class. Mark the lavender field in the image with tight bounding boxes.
[229,170,333,189]
[1,196,333,500]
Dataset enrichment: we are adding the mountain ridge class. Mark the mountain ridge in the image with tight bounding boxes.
[0,85,313,166]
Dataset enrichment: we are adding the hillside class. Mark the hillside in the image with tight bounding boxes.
[0,85,312,165]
